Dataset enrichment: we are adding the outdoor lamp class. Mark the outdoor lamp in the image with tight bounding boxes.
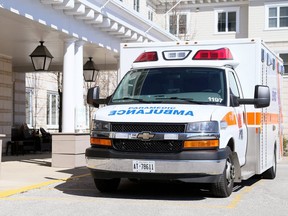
[30,41,53,71]
[83,57,98,82]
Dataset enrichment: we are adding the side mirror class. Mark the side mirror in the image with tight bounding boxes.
[87,86,108,108]
[238,85,270,108]
[254,85,270,108]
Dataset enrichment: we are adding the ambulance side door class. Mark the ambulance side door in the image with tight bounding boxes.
[227,69,248,166]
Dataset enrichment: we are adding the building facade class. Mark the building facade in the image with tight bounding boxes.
[1,0,288,154]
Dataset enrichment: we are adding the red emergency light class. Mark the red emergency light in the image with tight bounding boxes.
[134,51,158,62]
[193,48,233,60]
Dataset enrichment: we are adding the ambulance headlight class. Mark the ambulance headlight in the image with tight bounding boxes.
[186,121,219,133]
[93,120,110,131]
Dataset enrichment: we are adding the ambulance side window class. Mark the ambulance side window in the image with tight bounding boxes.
[228,71,240,98]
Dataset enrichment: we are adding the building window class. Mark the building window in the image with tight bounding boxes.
[280,53,288,74]
[266,4,288,29]
[215,7,239,33]
[134,0,139,12]
[25,88,33,127]
[148,7,154,21]
[169,14,187,35]
[47,92,59,127]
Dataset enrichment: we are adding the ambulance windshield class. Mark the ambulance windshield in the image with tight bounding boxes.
[111,67,227,105]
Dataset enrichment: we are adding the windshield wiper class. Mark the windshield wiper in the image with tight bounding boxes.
[155,96,203,104]
[113,97,148,103]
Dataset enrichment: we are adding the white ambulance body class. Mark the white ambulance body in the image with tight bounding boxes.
[86,38,284,197]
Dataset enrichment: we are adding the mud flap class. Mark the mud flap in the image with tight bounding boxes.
[232,152,241,183]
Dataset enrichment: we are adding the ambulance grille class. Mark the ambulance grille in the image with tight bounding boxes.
[113,140,183,153]
[111,123,185,133]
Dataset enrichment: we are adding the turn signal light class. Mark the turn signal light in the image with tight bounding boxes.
[90,138,112,147]
[184,139,219,149]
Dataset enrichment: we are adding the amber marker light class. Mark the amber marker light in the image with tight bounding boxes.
[90,137,112,147]
[184,139,219,149]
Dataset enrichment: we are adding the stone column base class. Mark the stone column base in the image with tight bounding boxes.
[51,133,90,168]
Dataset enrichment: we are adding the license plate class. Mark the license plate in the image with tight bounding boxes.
[133,160,155,173]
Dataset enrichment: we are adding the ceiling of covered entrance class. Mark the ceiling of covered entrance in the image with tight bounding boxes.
[0,7,118,72]
[0,0,181,73]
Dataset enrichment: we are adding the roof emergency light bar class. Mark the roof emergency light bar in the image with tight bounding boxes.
[133,47,233,63]
[193,48,233,60]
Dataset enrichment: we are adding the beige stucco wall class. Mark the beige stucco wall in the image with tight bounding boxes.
[282,76,288,138]
[249,1,288,43]
[154,4,249,41]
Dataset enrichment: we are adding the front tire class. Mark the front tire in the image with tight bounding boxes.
[94,178,121,193]
[211,148,235,197]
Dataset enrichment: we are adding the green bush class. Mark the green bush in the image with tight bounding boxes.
[284,137,288,156]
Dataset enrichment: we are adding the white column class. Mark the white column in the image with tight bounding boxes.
[62,38,76,133]
[74,41,86,132]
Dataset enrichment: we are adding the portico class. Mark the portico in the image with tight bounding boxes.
[0,0,177,167]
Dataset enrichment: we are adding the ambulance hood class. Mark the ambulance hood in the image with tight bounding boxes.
[93,104,220,123]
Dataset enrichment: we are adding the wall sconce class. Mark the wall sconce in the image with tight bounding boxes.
[83,57,98,82]
[30,41,53,71]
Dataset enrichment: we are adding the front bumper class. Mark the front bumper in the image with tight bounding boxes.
[85,147,229,183]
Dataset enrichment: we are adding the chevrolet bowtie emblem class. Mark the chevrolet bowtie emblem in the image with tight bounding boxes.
[137,132,155,140]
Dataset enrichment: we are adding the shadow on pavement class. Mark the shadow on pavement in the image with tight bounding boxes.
[53,172,261,201]
[54,175,209,201]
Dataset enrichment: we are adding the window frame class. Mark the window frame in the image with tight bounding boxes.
[25,88,34,127]
[47,91,59,128]
[214,7,240,34]
[265,3,288,30]
[280,53,288,74]
[133,0,140,12]
[168,12,188,36]
[147,5,154,21]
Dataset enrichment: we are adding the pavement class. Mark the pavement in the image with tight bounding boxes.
[0,153,90,198]
[0,152,288,199]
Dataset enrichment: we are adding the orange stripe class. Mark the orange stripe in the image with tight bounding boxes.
[246,112,261,125]
[222,112,237,125]
[246,112,279,125]
[277,71,283,155]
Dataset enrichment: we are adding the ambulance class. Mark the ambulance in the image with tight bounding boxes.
[85,38,284,197]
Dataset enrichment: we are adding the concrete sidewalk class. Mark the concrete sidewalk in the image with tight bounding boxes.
[0,153,90,198]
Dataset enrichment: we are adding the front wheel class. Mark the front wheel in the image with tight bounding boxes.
[94,178,121,193]
[211,149,235,197]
